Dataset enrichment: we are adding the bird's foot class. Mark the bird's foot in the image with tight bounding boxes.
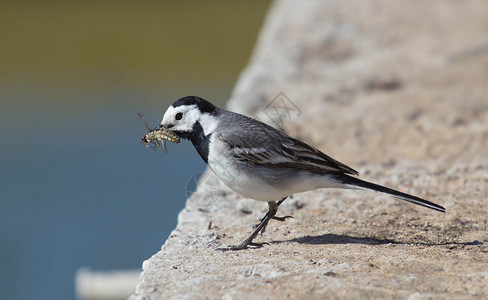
[271,215,294,222]
[253,215,294,235]
[217,241,269,251]
[217,200,291,251]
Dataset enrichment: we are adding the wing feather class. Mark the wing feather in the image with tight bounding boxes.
[217,128,358,175]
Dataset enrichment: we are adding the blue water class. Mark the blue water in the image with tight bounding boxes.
[0,88,226,299]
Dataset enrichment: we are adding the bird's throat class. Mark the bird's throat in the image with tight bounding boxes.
[176,121,210,163]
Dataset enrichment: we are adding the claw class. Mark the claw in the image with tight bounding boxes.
[271,215,294,222]
[217,241,269,251]
[253,215,294,236]
[249,241,269,248]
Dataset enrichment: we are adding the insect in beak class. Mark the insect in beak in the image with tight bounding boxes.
[138,113,180,153]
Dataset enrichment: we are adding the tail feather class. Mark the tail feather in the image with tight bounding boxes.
[336,174,445,212]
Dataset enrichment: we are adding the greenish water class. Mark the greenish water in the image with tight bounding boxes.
[0,1,270,299]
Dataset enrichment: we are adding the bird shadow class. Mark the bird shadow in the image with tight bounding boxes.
[271,233,484,247]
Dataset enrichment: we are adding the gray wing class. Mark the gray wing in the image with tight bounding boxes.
[217,112,358,175]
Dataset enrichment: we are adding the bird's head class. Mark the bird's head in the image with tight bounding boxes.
[159,96,219,139]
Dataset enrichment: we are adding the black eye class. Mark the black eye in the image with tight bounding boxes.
[175,112,183,120]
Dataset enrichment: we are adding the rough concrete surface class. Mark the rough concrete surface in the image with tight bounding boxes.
[130,1,488,299]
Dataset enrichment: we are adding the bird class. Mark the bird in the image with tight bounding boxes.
[157,96,445,250]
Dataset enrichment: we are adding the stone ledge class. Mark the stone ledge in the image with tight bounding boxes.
[130,1,488,299]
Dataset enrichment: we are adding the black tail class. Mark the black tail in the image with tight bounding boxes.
[335,174,445,212]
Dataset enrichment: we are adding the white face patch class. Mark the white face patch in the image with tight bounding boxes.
[160,104,219,136]
[161,104,199,133]
[199,113,219,136]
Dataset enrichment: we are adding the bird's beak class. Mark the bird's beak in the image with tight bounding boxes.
[157,124,170,130]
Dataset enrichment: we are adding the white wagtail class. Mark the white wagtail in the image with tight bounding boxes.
[157,96,445,250]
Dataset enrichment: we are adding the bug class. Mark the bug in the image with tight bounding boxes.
[138,113,180,153]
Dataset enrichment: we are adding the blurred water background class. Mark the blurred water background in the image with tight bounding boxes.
[0,1,270,299]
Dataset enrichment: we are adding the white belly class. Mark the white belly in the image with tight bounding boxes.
[208,159,280,201]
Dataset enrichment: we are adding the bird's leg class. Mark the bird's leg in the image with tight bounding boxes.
[271,198,294,221]
[256,198,293,235]
[218,201,279,251]
[218,197,291,251]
